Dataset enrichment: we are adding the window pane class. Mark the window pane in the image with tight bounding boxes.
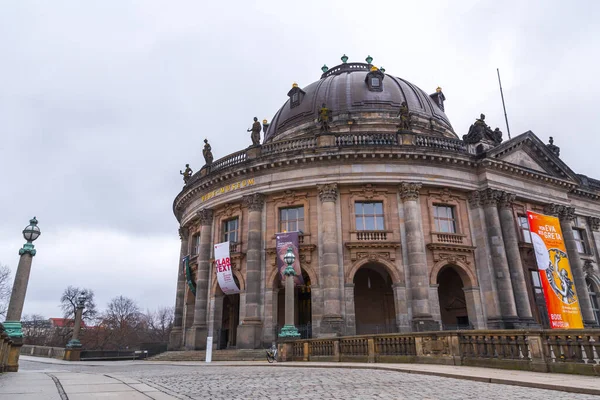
[449,220,457,233]
[434,219,440,232]
[447,206,455,220]
[298,220,304,232]
[356,217,364,231]
[365,217,374,230]
[440,220,449,233]
[355,203,363,214]
[573,229,581,241]
[433,206,439,218]
[371,78,380,87]
[575,241,585,253]
[298,206,304,218]
[374,202,383,214]
[376,217,384,230]
[531,271,541,287]
[363,203,374,215]
[289,221,297,232]
[523,231,532,244]
[281,209,288,221]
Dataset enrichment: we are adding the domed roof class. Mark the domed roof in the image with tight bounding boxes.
[264,61,455,143]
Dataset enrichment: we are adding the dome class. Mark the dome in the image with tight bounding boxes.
[264,62,455,143]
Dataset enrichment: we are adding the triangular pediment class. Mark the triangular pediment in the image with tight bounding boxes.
[485,131,579,182]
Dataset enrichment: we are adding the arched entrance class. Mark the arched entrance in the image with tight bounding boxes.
[276,269,312,338]
[353,263,396,335]
[437,266,469,329]
[217,275,241,349]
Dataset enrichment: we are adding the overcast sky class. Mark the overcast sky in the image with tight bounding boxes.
[1,1,598,319]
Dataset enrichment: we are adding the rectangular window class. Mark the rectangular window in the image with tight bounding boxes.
[223,218,239,243]
[192,234,200,255]
[371,77,380,87]
[433,205,457,233]
[518,215,532,244]
[572,228,588,254]
[355,202,384,231]
[279,206,305,233]
[530,270,543,296]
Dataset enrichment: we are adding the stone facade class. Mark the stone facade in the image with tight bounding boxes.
[169,60,600,350]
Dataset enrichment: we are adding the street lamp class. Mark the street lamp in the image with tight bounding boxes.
[4,217,41,371]
[66,295,86,350]
[279,246,301,338]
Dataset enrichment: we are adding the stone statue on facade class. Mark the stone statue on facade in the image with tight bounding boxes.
[203,139,213,166]
[180,164,193,184]
[318,103,331,132]
[397,101,411,131]
[463,113,503,145]
[247,117,261,146]
[547,136,561,157]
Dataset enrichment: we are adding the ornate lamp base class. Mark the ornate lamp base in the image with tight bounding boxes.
[278,324,301,338]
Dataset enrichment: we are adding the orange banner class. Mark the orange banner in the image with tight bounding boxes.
[527,211,583,329]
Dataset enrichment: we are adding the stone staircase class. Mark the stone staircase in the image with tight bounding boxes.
[147,349,267,362]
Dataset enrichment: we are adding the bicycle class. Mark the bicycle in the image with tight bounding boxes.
[266,344,278,363]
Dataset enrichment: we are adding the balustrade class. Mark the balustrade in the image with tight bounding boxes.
[432,232,465,244]
[261,137,317,155]
[310,340,335,357]
[375,336,416,356]
[355,231,388,241]
[340,338,368,356]
[415,135,467,153]
[543,332,600,364]
[336,133,397,147]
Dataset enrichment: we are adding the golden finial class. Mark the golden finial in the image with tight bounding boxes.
[292,82,298,88]
[436,86,442,93]
[370,65,378,72]
[262,119,268,124]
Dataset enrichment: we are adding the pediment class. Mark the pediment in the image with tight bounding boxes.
[485,131,578,182]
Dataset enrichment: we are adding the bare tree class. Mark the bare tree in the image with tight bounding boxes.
[22,314,50,346]
[60,286,97,323]
[142,306,174,342]
[103,295,142,349]
[0,264,12,318]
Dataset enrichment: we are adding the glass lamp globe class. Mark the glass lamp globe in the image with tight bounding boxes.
[283,246,295,266]
[77,294,87,307]
[22,217,41,242]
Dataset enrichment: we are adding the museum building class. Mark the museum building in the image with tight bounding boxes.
[169,56,600,351]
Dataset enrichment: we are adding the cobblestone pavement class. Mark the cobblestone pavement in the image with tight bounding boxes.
[19,360,600,400]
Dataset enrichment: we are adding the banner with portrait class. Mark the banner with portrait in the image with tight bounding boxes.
[275,231,304,286]
[527,210,584,329]
[214,241,240,295]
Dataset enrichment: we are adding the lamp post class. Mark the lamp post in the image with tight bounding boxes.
[279,246,301,338]
[4,217,41,372]
[65,295,86,361]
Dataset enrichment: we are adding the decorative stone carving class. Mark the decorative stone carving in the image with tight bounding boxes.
[203,139,213,165]
[547,137,560,157]
[435,253,469,265]
[498,192,516,209]
[397,101,411,131]
[544,204,575,221]
[462,113,502,145]
[178,227,189,240]
[588,216,600,231]
[180,164,193,184]
[247,117,261,146]
[318,183,338,202]
[356,252,391,262]
[243,193,265,211]
[583,259,595,277]
[467,190,481,209]
[429,188,459,203]
[469,188,503,207]
[318,103,331,133]
[399,182,422,201]
[421,336,450,356]
[218,202,242,219]
[197,208,214,226]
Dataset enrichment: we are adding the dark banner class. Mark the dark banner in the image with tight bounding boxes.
[276,231,304,286]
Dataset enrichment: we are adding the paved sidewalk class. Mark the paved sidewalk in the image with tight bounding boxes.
[3,356,599,398]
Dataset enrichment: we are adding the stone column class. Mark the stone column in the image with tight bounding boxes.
[463,287,485,329]
[478,189,519,327]
[399,182,438,331]
[498,192,535,326]
[189,208,213,349]
[318,184,344,336]
[344,284,356,336]
[545,205,598,327]
[169,227,189,350]
[392,284,410,332]
[237,193,265,349]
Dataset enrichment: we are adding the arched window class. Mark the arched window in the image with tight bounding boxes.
[587,278,600,324]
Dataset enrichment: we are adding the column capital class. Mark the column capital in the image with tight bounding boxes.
[498,192,516,209]
[243,193,265,211]
[543,204,575,221]
[178,226,189,240]
[583,259,595,277]
[318,183,338,202]
[469,188,504,208]
[399,182,422,201]
[196,208,214,226]
[588,216,600,231]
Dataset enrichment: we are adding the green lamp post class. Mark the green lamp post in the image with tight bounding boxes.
[4,217,41,371]
[64,294,86,361]
[278,246,301,338]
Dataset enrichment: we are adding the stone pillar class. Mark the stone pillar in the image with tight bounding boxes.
[237,193,265,349]
[478,189,519,327]
[463,287,485,329]
[545,205,598,327]
[318,184,344,336]
[399,182,438,331]
[169,227,189,350]
[392,284,410,332]
[189,208,213,349]
[344,284,356,336]
[498,193,535,326]
[468,191,500,327]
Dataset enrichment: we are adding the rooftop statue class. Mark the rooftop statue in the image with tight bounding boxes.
[547,136,561,157]
[397,101,411,131]
[318,103,331,132]
[247,117,261,146]
[463,113,503,145]
[180,164,193,184]
[203,139,214,166]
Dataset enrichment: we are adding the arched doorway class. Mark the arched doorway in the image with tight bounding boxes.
[276,269,312,338]
[437,266,469,329]
[353,263,396,335]
[218,275,240,349]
